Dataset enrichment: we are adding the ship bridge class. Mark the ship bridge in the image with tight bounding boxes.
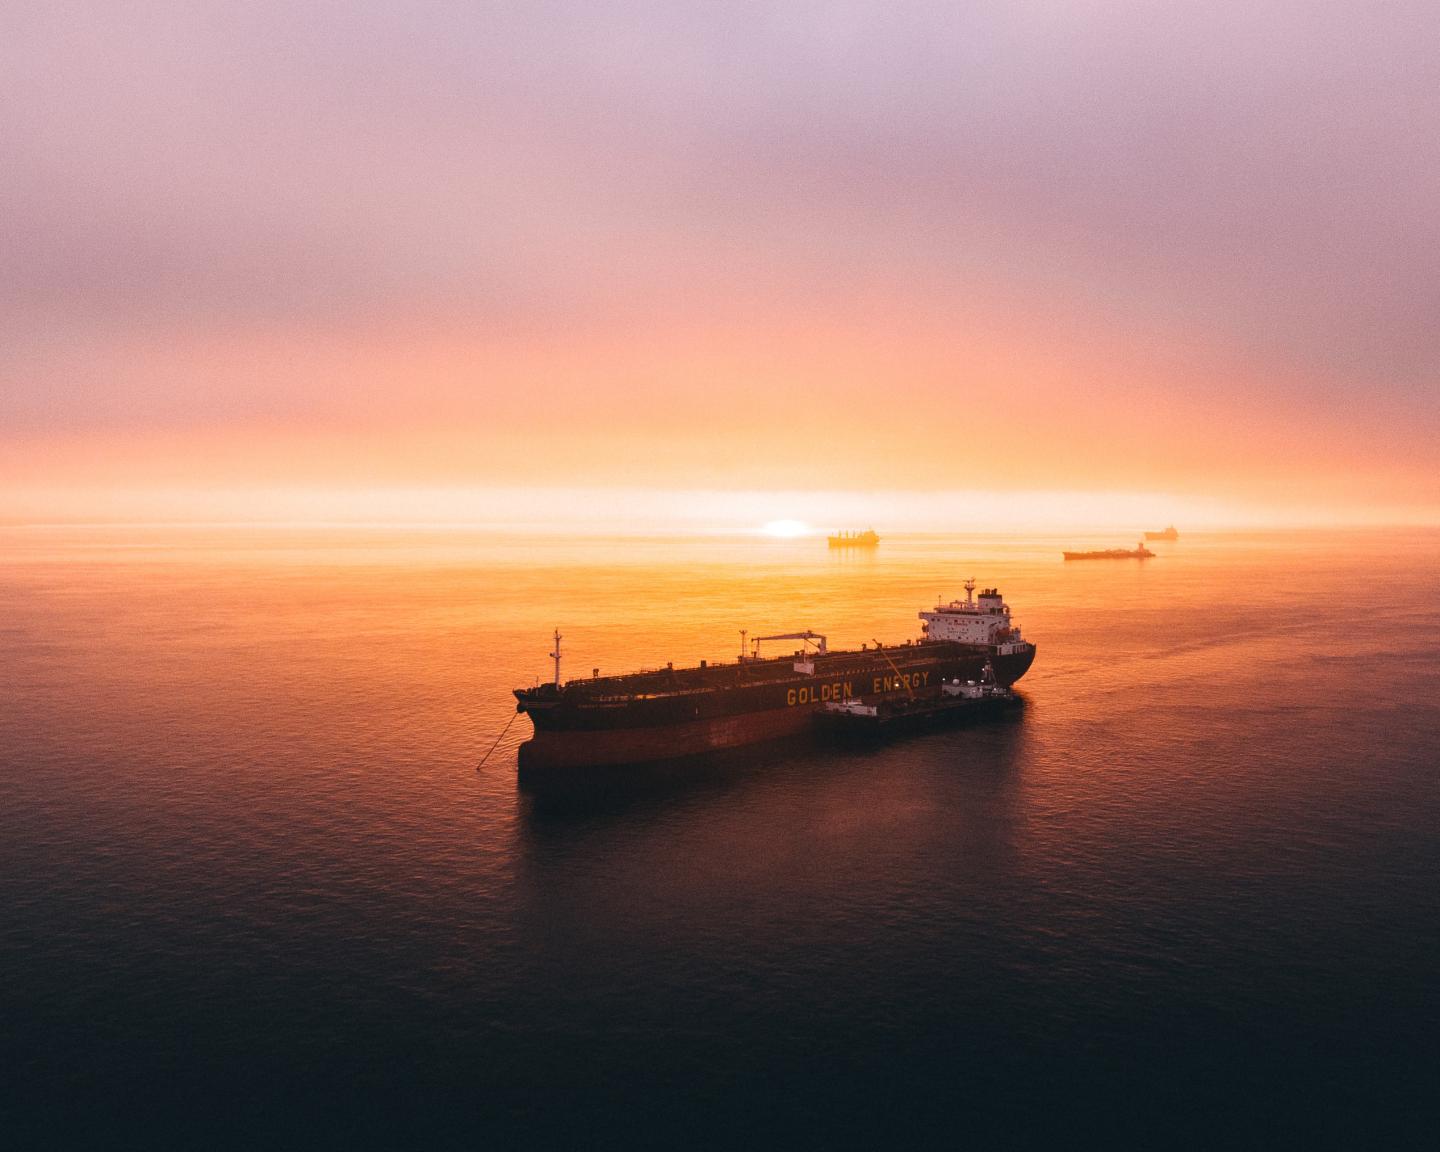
[918,579,1024,648]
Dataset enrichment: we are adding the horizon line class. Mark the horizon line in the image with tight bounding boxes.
[3,483,1439,533]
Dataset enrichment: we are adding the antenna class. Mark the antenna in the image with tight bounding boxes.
[550,628,562,687]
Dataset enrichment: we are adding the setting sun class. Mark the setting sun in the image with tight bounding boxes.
[760,519,812,538]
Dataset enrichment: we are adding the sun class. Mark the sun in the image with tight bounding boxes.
[760,519,811,538]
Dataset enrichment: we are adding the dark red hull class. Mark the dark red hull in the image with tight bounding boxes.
[517,705,812,771]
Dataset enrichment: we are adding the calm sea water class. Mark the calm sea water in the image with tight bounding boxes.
[2,526,1438,1148]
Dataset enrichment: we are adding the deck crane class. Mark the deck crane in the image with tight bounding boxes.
[750,631,828,674]
[749,631,827,658]
[871,639,917,700]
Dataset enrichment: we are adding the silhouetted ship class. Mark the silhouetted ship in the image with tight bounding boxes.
[1144,525,1179,541]
[827,528,879,548]
[1062,541,1156,560]
[513,580,1036,771]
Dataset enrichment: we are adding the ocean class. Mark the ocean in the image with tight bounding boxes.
[2,526,1438,1148]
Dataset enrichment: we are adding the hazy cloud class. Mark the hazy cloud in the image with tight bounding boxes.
[2,1,1437,495]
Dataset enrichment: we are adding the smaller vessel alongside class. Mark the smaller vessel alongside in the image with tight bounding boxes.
[827,528,879,549]
[1063,541,1155,560]
[1144,525,1179,541]
[817,661,1018,733]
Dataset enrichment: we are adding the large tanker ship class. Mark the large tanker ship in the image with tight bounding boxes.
[513,580,1035,772]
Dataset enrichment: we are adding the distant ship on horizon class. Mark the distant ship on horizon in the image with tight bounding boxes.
[827,528,879,549]
[1144,525,1179,541]
[1063,541,1156,560]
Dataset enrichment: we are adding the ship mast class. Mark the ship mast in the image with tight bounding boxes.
[964,578,976,606]
[550,628,562,687]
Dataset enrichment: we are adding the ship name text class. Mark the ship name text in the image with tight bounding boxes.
[874,671,930,694]
[787,682,854,706]
[785,670,931,706]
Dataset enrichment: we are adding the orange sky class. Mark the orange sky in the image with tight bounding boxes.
[5,295,1436,527]
[4,3,1438,529]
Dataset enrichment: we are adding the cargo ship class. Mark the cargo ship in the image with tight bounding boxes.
[1062,541,1155,560]
[513,580,1035,772]
[828,528,879,548]
[1144,525,1179,541]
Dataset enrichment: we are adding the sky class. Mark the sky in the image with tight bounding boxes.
[4,1,1439,529]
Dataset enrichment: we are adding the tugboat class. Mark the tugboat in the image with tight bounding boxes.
[1062,541,1155,560]
[815,659,1019,733]
[827,528,879,549]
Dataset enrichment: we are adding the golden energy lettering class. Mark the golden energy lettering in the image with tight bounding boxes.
[793,672,922,706]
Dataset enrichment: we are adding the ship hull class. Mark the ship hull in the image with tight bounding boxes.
[515,643,1035,773]
[517,705,812,771]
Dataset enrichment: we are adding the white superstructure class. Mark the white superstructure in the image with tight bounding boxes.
[919,579,1028,655]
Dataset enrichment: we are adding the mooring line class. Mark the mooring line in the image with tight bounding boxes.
[476,711,520,771]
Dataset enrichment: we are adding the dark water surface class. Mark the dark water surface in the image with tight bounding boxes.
[3,527,1438,1148]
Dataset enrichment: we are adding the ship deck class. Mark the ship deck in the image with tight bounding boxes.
[551,641,965,703]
